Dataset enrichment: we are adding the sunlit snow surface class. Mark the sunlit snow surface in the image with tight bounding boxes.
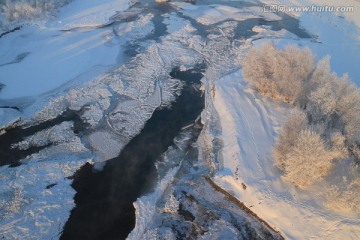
[0,0,359,239]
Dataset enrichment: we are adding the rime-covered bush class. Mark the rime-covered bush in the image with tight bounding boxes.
[242,42,314,102]
[326,177,360,213]
[242,42,280,97]
[244,43,360,191]
[274,108,308,169]
[304,58,360,164]
[279,129,338,187]
[272,59,355,187]
[0,0,71,26]
[274,110,347,187]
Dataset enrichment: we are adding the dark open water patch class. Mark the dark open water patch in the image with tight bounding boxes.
[60,64,205,240]
[0,52,30,67]
[0,26,22,39]
[173,1,310,40]
[234,16,311,39]
[0,110,85,167]
[0,105,20,111]
[122,1,172,57]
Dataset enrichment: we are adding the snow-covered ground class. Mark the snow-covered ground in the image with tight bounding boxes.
[127,1,360,239]
[273,0,360,29]
[260,0,360,84]
[305,0,360,29]
[1,0,359,239]
[210,70,360,239]
[0,0,135,100]
[0,157,92,239]
[197,1,360,239]
[0,0,135,239]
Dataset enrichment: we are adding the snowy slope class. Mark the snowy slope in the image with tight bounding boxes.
[182,2,360,238]
[49,0,133,29]
[210,70,360,239]
[0,0,134,100]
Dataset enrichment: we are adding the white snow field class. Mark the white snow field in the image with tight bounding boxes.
[0,157,92,240]
[0,0,359,239]
[211,70,360,239]
[0,0,134,100]
[267,0,360,29]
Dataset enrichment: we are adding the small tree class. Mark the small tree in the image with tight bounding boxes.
[1,0,71,24]
[279,129,337,188]
[245,42,359,195]
[243,42,280,97]
[274,108,308,169]
[307,82,337,123]
[243,42,314,102]
[273,45,314,102]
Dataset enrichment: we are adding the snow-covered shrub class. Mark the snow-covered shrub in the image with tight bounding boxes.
[243,42,314,102]
[245,42,360,210]
[304,58,350,124]
[273,81,352,188]
[274,45,314,102]
[242,43,360,189]
[0,0,71,26]
[274,107,348,187]
[304,58,360,164]
[278,129,339,187]
[307,82,338,123]
[336,83,360,154]
[242,42,280,98]
[326,177,360,213]
[274,108,308,169]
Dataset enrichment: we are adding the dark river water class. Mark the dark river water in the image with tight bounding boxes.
[60,65,205,240]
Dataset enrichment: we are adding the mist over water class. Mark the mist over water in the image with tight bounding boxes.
[61,66,205,240]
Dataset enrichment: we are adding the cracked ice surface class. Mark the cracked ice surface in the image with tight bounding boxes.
[0,12,206,238]
[0,158,92,240]
[20,23,204,163]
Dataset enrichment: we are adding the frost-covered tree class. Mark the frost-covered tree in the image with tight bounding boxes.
[303,57,347,124]
[307,82,338,123]
[243,42,314,102]
[274,108,308,168]
[326,176,360,213]
[277,129,347,188]
[0,0,71,25]
[246,43,359,209]
[336,82,360,149]
[243,42,280,98]
[304,57,360,163]
[273,45,314,102]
